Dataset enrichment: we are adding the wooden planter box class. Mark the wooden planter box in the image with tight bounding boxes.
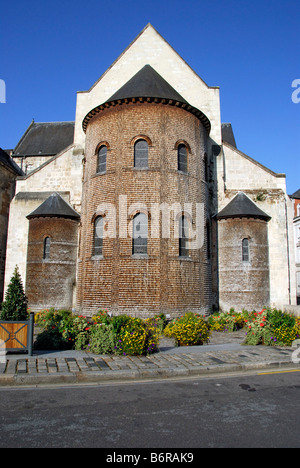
[0,313,34,355]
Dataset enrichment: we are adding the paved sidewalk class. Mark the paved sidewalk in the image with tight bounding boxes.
[0,331,299,386]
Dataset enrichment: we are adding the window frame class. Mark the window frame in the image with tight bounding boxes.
[179,215,189,257]
[94,216,104,257]
[134,139,149,169]
[177,143,188,173]
[242,238,250,262]
[97,145,107,174]
[132,212,148,255]
[43,236,51,260]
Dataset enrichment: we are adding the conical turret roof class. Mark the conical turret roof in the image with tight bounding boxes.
[27,192,80,220]
[82,65,211,134]
[108,65,188,103]
[216,192,271,221]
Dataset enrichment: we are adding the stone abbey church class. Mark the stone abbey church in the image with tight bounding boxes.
[2,24,297,317]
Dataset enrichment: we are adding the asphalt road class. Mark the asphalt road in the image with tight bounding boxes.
[0,370,299,449]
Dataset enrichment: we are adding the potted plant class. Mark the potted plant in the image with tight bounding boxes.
[0,266,34,355]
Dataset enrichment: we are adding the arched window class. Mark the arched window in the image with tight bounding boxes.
[132,213,148,255]
[179,215,189,257]
[97,145,107,173]
[178,144,187,173]
[94,216,104,256]
[43,237,51,260]
[242,238,249,262]
[134,139,148,168]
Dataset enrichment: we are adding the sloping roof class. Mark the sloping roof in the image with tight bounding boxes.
[13,121,74,157]
[221,123,236,148]
[0,148,24,175]
[108,64,189,104]
[216,192,271,221]
[291,189,300,199]
[26,192,80,220]
[82,65,211,134]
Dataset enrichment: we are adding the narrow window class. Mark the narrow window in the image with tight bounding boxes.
[97,145,107,173]
[132,213,148,255]
[178,144,187,172]
[43,237,51,260]
[242,238,249,262]
[179,215,189,257]
[94,216,104,256]
[134,139,148,168]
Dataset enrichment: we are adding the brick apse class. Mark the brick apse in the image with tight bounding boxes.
[77,66,212,317]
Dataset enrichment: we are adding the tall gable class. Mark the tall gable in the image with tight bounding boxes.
[74,24,221,146]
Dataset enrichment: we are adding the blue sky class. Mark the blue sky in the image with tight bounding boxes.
[1,0,299,193]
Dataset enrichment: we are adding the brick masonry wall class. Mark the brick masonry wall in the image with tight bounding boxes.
[26,217,79,311]
[217,217,270,312]
[77,101,211,317]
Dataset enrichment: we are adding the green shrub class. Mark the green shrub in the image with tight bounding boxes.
[115,317,146,355]
[144,317,162,352]
[34,309,91,350]
[91,309,111,325]
[152,314,167,333]
[266,307,296,330]
[207,309,245,332]
[88,323,116,354]
[243,308,300,346]
[0,266,28,321]
[34,310,161,355]
[164,312,210,346]
[34,326,72,350]
[35,308,72,328]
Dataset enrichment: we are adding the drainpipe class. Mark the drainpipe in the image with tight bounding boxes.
[285,196,291,304]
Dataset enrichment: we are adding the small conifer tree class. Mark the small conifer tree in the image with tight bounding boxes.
[0,266,28,321]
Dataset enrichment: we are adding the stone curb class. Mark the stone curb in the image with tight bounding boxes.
[0,357,299,387]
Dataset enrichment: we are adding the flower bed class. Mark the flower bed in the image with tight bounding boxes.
[207,308,245,332]
[164,312,210,346]
[243,307,300,346]
[33,307,300,354]
[34,308,162,356]
[207,307,300,347]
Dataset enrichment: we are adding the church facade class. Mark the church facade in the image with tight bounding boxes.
[3,24,297,317]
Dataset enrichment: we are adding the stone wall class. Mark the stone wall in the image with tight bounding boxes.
[74,24,221,150]
[4,145,83,295]
[216,143,296,307]
[217,217,270,311]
